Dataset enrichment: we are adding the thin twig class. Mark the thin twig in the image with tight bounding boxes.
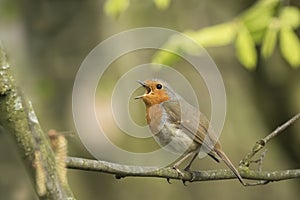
[263,113,300,143]
[240,113,300,168]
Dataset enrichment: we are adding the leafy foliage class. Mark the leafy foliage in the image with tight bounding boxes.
[152,0,300,69]
[278,7,300,68]
[104,0,300,69]
[279,27,300,68]
[185,22,237,47]
[261,18,279,58]
[235,23,257,69]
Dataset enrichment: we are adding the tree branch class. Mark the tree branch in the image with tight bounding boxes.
[66,157,300,183]
[0,45,75,199]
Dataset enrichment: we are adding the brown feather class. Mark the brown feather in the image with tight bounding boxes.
[163,99,246,185]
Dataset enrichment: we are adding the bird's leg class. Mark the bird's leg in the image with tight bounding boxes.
[172,152,193,177]
[183,152,198,182]
[166,152,191,184]
[184,152,198,172]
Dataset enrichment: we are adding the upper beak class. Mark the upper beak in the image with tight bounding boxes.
[136,80,146,87]
[135,80,150,99]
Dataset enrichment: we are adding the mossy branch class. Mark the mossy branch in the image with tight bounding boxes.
[66,156,300,185]
[0,45,75,200]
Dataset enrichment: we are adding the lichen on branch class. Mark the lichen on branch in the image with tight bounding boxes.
[0,45,75,200]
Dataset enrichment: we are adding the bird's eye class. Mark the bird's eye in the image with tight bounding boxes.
[156,84,162,89]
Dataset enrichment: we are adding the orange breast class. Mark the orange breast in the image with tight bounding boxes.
[146,104,164,135]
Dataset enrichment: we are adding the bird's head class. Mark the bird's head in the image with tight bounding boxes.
[135,79,176,106]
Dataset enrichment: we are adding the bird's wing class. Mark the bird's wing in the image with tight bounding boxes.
[163,100,245,185]
[162,100,221,153]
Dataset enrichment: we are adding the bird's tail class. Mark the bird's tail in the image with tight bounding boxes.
[215,149,246,186]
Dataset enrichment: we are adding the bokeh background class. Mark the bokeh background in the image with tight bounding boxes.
[0,0,299,200]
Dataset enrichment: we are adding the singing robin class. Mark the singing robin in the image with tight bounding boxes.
[135,79,246,185]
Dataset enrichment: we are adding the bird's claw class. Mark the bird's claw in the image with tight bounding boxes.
[169,166,196,185]
[183,167,196,182]
[172,166,189,185]
[166,177,172,184]
[182,179,188,186]
[172,166,185,177]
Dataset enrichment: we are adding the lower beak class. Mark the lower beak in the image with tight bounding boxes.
[134,95,144,99]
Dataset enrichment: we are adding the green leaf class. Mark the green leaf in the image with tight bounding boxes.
[152,34,204,65]
[152,50,180,66]
[241,0,278,23]
[251,29,267,44]
[279,6,300,29]
[279,27,300,68]
[104,0,129,18]
[151,35,182,65]
[153,0,171,10]
[243,9,273,33]
[241,0,279,44]
[235,25,257,70]
[185,22,237,47]
[261,19,279,58]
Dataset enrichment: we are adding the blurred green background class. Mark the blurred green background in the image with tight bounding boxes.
[0,0,299,199]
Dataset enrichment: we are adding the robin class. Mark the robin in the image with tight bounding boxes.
[135,79,246,186]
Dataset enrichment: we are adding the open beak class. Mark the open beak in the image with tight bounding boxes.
[135,80,151,99]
